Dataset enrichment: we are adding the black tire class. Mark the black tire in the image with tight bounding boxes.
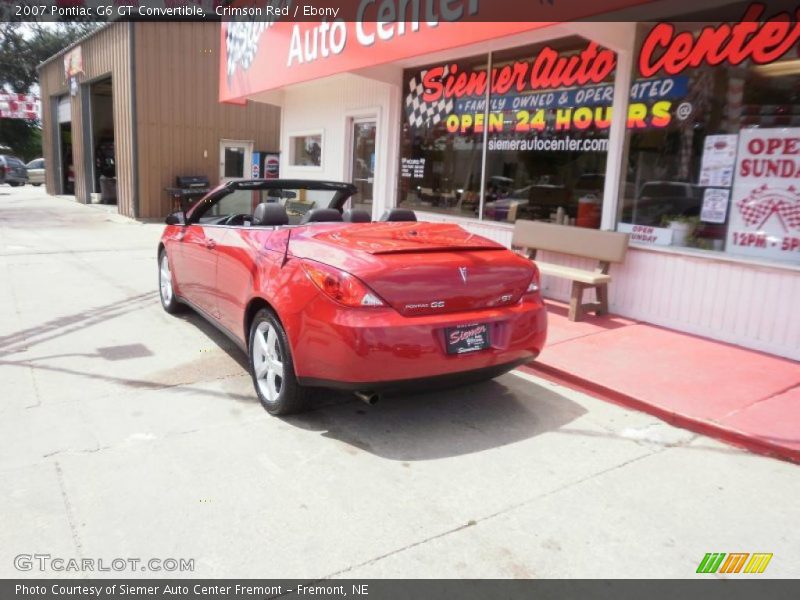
[248,309,308,415]
[158,249,183,314]
[8,182,20,187]
[32,183,41,187]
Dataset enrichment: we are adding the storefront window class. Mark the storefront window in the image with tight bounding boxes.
[619,20,800,265]
[289,133,322,167]
[481,38,614,226]
[398,38,616,227]
[396,16,800,266]
[398,54,487,217]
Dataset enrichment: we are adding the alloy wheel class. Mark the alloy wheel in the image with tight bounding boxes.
[252,321,284,402]
[160,254,173,304]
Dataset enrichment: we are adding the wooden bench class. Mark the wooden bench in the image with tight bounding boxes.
[512,220,630,321]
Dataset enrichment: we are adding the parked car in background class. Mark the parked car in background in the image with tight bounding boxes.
[0,155,28,186]
[500,180,571,222]
[25,158,44,186]
[623,181,703,226]
[25,158,45,186]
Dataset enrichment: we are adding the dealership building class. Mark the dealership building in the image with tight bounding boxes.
[38,21,280,219]
[220,1,800,361]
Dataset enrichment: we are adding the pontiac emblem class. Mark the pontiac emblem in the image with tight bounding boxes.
[458,266,468,283]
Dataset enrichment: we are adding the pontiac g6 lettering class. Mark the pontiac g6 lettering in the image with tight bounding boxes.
[404,301,445,310]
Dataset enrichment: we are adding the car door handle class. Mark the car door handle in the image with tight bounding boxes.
[205,240,216,250]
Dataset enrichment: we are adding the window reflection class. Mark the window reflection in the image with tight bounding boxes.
[398,54,487,218]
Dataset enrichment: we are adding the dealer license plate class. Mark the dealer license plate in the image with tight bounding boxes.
[445,323,491,355]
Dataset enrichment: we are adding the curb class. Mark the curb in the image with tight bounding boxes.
[525,362,800,465]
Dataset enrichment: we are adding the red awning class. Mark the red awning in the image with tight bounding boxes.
[219,0,656,103]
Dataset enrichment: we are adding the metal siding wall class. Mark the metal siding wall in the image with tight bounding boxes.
[39,62,68,194]
[37,24,133,214]
[133,22,281,219]
[74,25,133,214]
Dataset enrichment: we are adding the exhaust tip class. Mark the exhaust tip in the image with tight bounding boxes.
[355,391,380,406]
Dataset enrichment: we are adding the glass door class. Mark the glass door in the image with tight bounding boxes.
[219,140,253,183]
[349,119,376,216]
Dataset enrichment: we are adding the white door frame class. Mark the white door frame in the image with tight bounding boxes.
[345,109,380,219]
[219,139,254,182]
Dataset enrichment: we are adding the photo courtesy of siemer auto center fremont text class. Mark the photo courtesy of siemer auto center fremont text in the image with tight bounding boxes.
[0,0,799,597]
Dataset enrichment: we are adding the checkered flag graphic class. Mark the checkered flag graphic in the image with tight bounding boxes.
[226,21,267,79]
[738,185,778,227]
[781,196,800,230]
[737,184,800,231]
[405,68,454,129]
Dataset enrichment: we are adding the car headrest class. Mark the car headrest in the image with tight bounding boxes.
[300,208,343,224]
[379,208,417,222]
[343,209,371,223]
[252,203,288,226]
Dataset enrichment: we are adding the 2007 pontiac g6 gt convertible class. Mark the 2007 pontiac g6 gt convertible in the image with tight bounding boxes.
[158,179,547,414]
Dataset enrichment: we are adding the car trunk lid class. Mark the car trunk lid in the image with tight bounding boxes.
[309,223,534,316]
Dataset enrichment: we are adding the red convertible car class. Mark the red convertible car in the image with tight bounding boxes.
[158,180,547,414]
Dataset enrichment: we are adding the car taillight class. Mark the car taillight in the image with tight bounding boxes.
[526,274,540,294]
[301,260,385,308]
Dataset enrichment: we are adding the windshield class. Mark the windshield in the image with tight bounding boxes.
[188,180,357,226]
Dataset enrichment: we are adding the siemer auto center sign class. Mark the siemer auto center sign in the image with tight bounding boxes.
[220,0,655,102]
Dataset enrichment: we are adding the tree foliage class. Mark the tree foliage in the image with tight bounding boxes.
[0,118,41,161]
[0,22,99,160]
[0,22,99,93]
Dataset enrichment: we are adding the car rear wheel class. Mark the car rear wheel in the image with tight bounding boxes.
[158,250,182,314]
[249,309,307,415]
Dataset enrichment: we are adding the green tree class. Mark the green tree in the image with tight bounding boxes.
[0,119,41,161]
[0,22,99,92]
[0,22,99,160]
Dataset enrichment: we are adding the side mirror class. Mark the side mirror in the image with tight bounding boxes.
[165,211,185,226]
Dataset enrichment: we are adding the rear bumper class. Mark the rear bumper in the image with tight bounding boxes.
[287,295,547,388]
[298,357,533,392]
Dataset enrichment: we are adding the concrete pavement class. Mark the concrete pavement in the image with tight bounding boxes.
[1,185,798,579]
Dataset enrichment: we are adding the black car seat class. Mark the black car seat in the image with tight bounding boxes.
[343,209,371,223]
[252,203,289,226]
[379,208,417,222]
[300,208,343,224]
